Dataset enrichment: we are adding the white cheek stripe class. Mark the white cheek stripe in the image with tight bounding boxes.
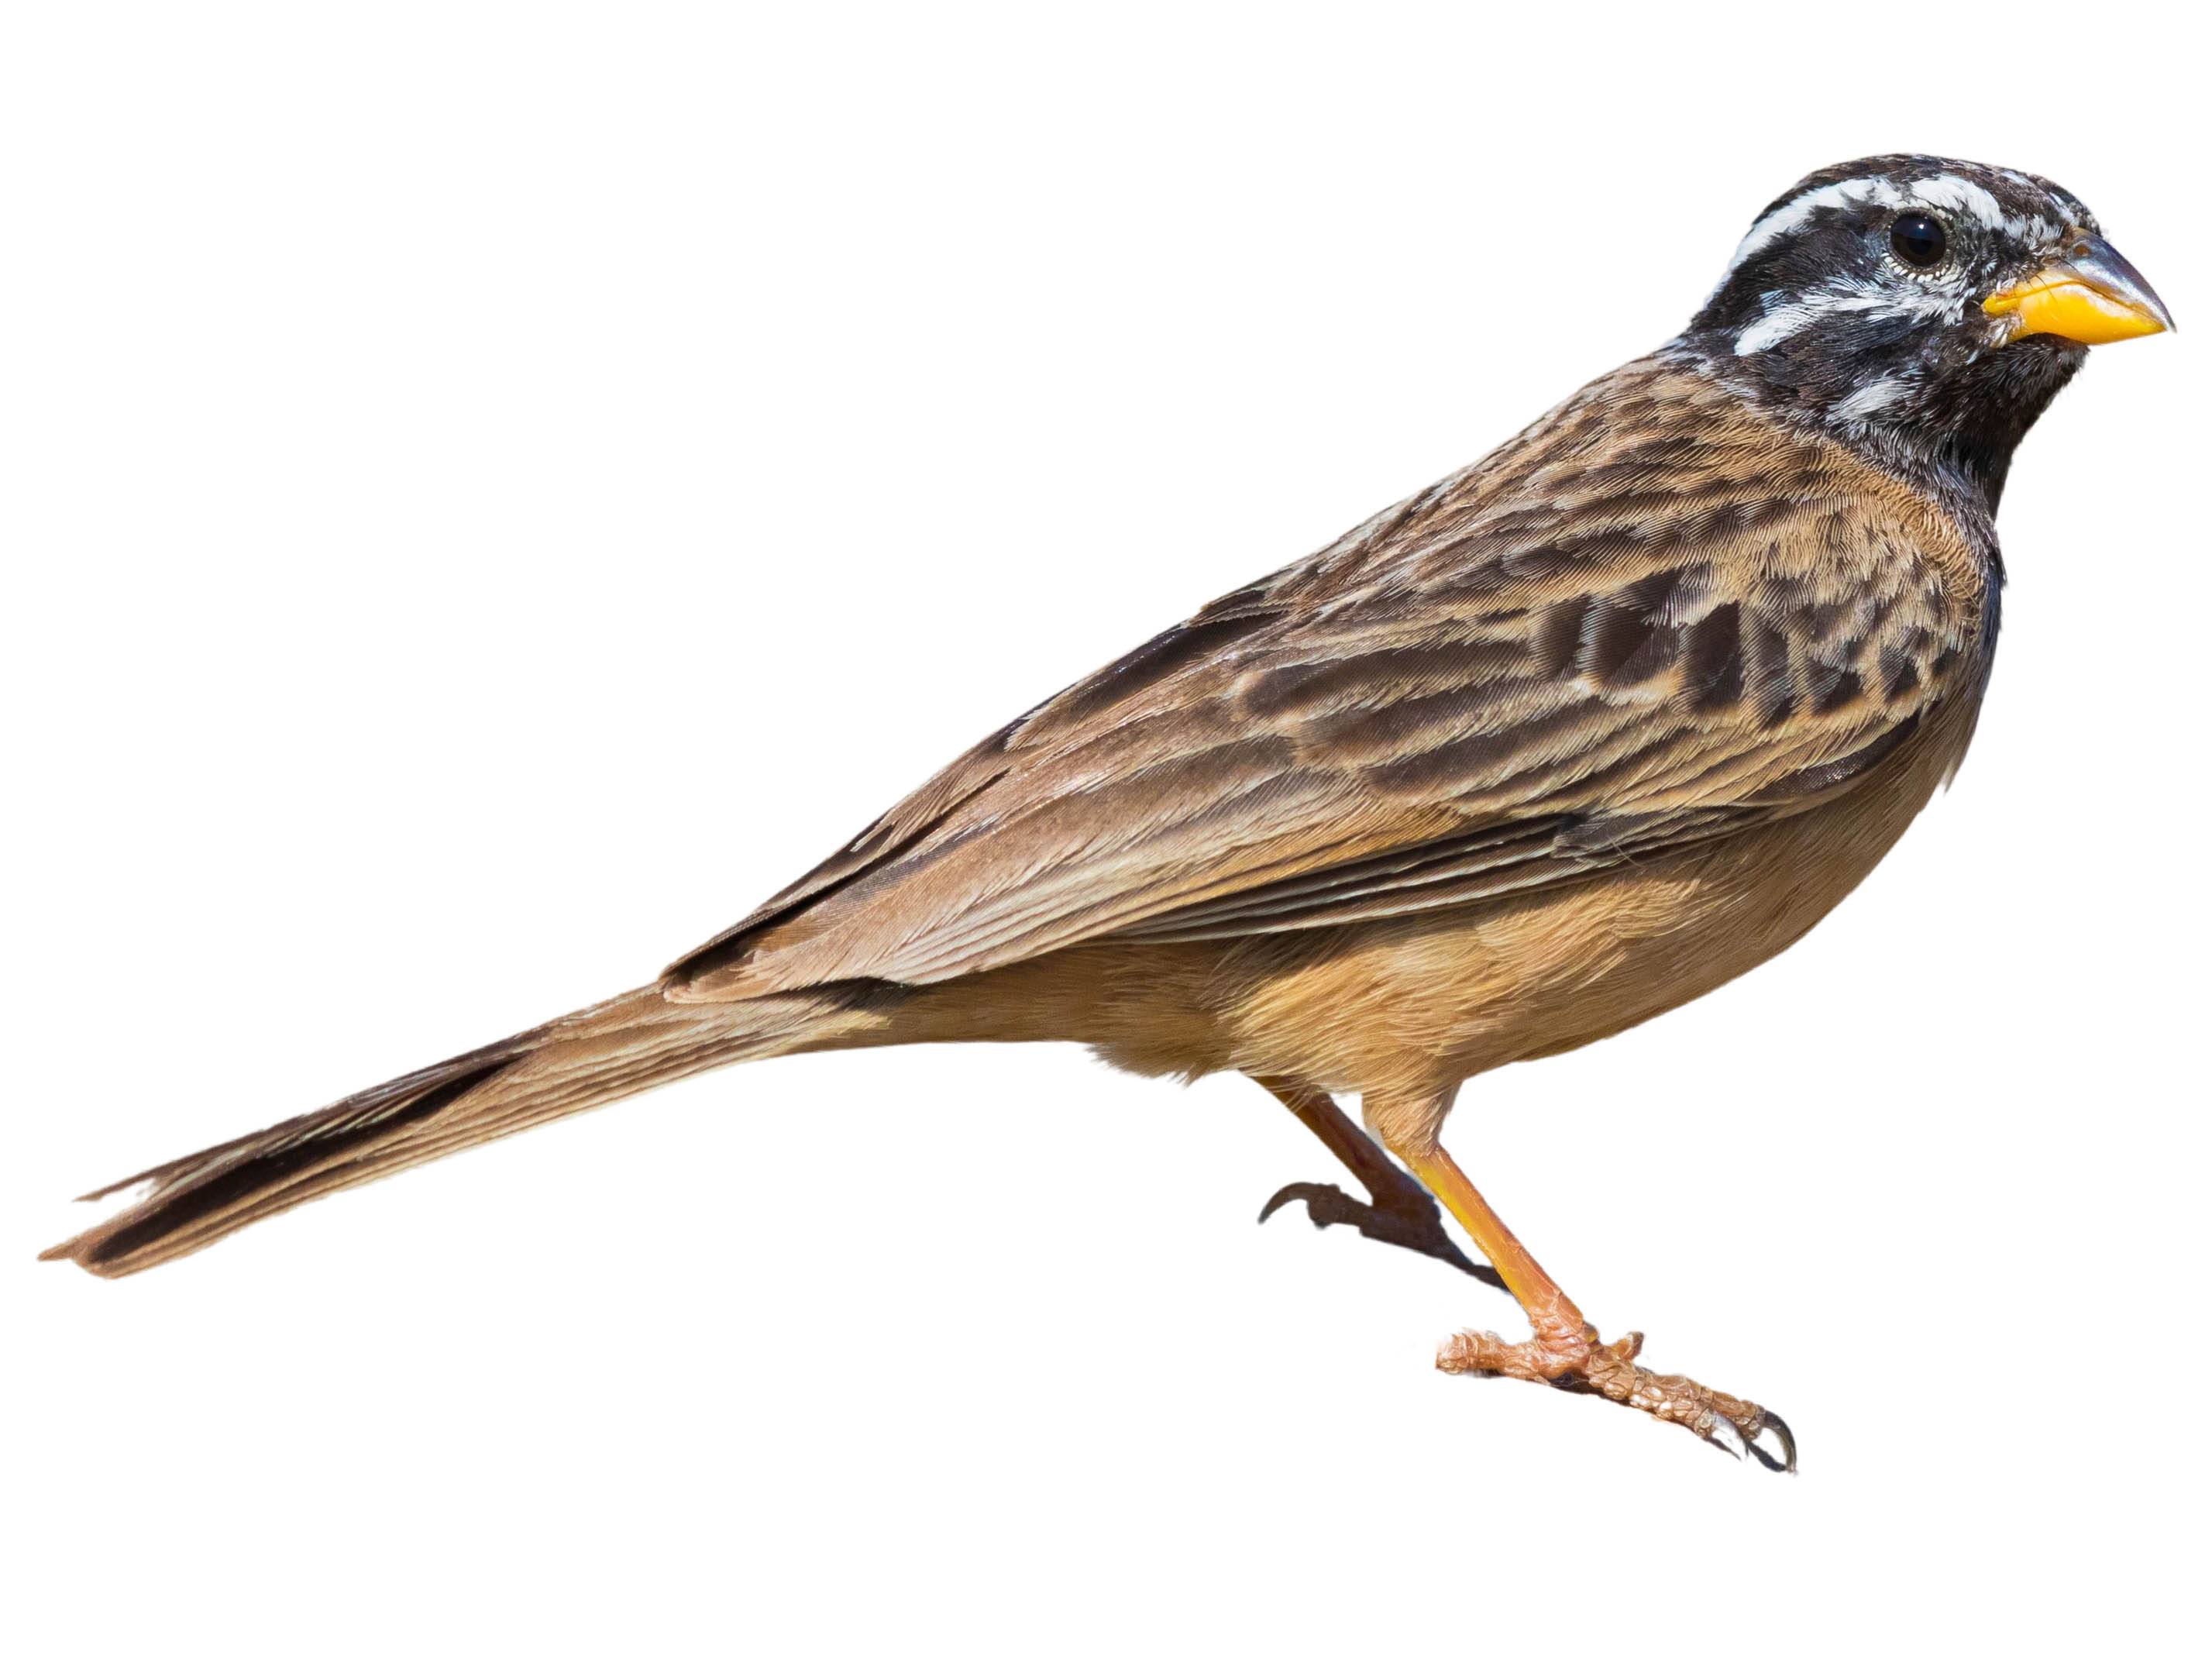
[1734,295,1848,355]
[1832,374,1912,422]
[1732,280,1965,356]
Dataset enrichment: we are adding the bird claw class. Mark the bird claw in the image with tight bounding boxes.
[1743,1409,1797,1474]
[1703,1414,1748,1461]
[1257,1179,1352,1227]
[1259,1178,1502,1287]
[1700,1406,1795,1472]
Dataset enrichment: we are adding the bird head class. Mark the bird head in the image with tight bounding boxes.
[1684,155,2172,506]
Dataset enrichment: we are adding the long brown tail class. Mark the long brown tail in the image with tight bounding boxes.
[43,982,893,1279]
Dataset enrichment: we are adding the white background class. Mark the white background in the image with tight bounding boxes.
[5,4,2203,1654]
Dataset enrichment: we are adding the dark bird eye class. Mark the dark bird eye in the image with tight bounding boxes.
[1890,212,1947,268]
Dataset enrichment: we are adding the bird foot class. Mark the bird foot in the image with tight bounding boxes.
[1259,1176,1502,1287]
[1436,1324,1796,1471]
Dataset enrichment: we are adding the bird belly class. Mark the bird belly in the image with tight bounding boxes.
[1206,694,1980,1107]
[892,693,1980,1123]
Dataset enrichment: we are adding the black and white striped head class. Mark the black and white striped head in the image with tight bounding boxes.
[1684,156,2170,504]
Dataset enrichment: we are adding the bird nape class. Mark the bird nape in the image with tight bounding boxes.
[46,155,2172,1470]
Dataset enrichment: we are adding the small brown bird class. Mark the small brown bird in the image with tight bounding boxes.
[48,155,2171,1467]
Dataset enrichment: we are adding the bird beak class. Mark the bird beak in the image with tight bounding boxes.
[1983,232,2175,345]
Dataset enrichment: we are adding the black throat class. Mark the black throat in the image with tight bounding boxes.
[1670,326,2084,522]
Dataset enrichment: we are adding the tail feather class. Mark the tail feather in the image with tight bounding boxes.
[43,983,887,1279]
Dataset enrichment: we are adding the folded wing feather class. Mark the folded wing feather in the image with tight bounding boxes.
[668,357,1976,999]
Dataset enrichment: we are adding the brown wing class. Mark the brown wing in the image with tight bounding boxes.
[669,356,1987,999]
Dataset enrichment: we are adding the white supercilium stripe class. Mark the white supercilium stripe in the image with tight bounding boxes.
[1914,174,2007,233]
[1726,177,1905,273]
[1729,170,2065,286]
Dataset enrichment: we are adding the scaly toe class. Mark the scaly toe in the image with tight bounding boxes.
[1437,1322,1795,1468]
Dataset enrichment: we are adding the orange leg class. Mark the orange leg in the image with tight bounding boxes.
[1392,1137,1795,1470]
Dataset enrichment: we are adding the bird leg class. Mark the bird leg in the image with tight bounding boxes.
[1393,1137,1796,1471]
[1253,1077,1500,1286]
